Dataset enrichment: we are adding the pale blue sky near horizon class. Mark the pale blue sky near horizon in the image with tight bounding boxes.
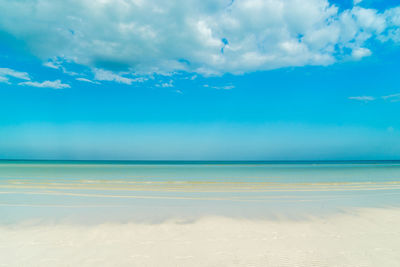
[1,0,400,160]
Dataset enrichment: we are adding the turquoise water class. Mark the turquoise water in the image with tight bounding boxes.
[1,160,400,223]
[2,160,400,182]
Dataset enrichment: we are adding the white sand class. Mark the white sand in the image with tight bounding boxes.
[1,208,400,267]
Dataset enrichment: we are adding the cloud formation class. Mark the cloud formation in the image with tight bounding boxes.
[1,67,70,89]
[19,80,71,89]
[0,0,399,75]
[76,77,100,84]
[204,84,235,90]
[382,93,400,102]
[349,93,400,103]
[0,68,30,83]
[93,69,146,84]
[348,96,375,102]
[156,80,174,88]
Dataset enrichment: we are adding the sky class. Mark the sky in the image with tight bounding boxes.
[0,0,400,160]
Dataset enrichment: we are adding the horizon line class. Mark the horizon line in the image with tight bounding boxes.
[1,159,400,164]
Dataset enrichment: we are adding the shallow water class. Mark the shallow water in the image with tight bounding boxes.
[1,160,400,223]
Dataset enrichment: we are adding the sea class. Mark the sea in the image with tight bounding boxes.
[1,160,399,223]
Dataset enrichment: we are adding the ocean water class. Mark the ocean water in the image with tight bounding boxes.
[1,160,399,223]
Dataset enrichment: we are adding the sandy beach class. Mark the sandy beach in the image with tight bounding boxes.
[2,0,400,265]
[1,207,399,267]
[1,162,400,266]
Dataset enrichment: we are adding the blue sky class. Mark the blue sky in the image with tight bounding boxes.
[1,0,400,160]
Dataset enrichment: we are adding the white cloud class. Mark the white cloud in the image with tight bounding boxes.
[19,80,70,89]
[43,60,78,76]
[382,93,400,102]
[133,77,148,83]
[204,84,235,90]
[0,76,9,84]
[43,62,59,69]
[216,85,234,90]
[348,96,375,102]
[0,1,399,75]
[93,69,145,84]
[351,47,372,59]
[76,77,100,84]
[0,67,71,89]
[156,80,174,88]
[349,92,400,103]
[0,68,30,83]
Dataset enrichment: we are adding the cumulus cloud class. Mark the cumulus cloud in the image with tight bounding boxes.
[0,67,71,89]
[0,68,30,83]
[19,80,71,89]
[93,69,146,84]
[43,60,78,76]
[156,80,174,88]
[351,47,372,59]
[348,96,375,102]
[0,0,399,75]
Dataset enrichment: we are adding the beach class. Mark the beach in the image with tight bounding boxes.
[1,208,400,267]
[1,161,400,266]
[2,0,400,265]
